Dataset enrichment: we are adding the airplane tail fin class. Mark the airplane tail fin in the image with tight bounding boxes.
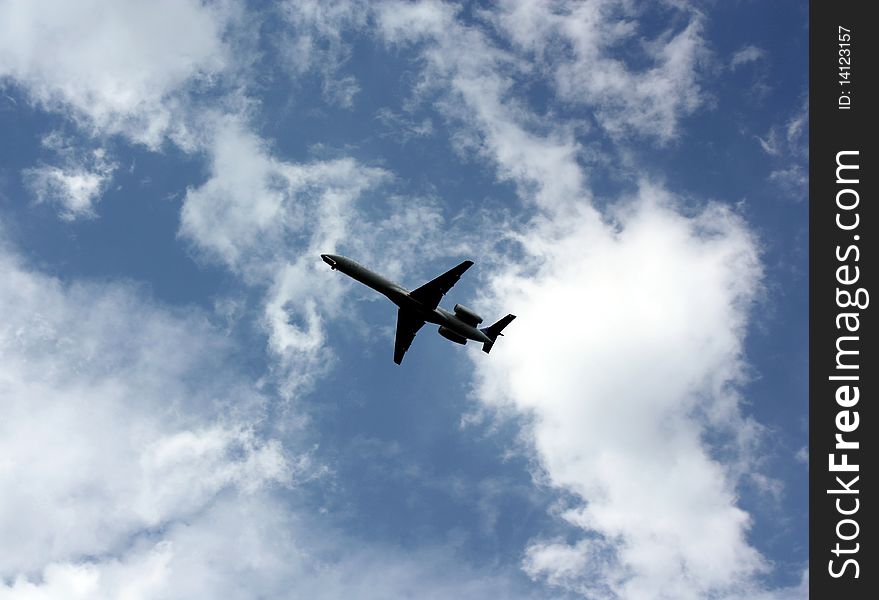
[480,314,516,354]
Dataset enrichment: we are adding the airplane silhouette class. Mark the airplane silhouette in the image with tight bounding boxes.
[321,254,515,364]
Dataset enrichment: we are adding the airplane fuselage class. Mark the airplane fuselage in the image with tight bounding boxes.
[321,254,492,344]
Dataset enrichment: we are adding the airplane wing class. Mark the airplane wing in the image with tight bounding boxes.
[409,260,474,310]
[394,308,425,365]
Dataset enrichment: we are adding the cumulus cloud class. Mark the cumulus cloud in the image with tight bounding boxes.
[474,186,767,599]
[0,0,234,147]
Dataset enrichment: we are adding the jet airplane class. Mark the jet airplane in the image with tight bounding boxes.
[321,254,515,364]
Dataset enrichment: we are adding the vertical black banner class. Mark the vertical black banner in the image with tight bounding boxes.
[810,1,875,597]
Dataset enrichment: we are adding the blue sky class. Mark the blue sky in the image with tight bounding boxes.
[1,1,808,598]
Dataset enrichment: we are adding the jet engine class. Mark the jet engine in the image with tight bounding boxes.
[438,326,467,344]
[453,304,483,326]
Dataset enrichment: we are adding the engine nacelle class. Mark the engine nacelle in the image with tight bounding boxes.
[453,304,483,326]
[438,326,467,345]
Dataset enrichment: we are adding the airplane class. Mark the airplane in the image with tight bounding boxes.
[321,254,516,364]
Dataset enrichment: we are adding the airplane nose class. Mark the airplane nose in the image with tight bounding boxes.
[321,254,338,269]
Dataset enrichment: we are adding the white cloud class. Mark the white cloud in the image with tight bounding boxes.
[757,102,807,160]
[376,0,587,212]
[22,133,117,219]
[179,118,388,276]
[474,185,769,599]
[0,0,235,147]
[769,166,807,199]
[369,4,789,596]
[2,0,469,395]
[757,100,808,200]
[178,116,476,397]
[489,0,709,142]
[756,130,780,156]
[785,110,806,148]
[0,244,291,577]
[179,116,398,395]
[279,0,370,108]
[0,494,537,600]
[375,108,435,143]
[377,0,455,41]
[731,45,766,70]
[371,7,783,596]
[1,2,802,597]
[0,240,536,599]
[23,163,109,219]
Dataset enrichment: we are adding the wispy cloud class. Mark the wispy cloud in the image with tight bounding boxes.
[489,0,710,143]
[757,100,808,200]
[278,0,370,108]
[376,0,587,213]
[731,45,766,70]
[22,132,116,219]
[23,162,111,219]
[177,116,387,394]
